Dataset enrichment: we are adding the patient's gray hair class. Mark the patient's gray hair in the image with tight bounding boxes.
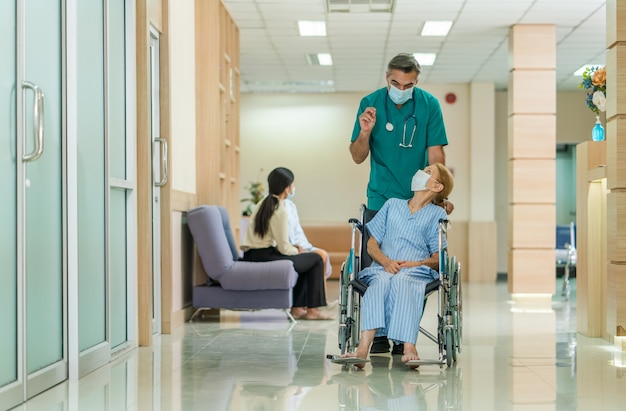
[387,53,421,76]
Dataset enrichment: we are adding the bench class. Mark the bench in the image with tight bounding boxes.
[301,224,352,280]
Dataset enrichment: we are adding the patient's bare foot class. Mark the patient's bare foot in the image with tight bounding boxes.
[341,346,369,369]
[401,343,420,369]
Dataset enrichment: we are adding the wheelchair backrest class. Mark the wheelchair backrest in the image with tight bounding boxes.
[359,205,378,270]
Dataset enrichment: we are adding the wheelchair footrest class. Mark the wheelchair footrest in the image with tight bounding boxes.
[326,354,370,365]
[404,359,445,367]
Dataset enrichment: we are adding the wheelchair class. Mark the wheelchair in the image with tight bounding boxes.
[330,204,462,368]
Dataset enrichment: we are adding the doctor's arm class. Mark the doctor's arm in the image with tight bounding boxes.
[427,145,445,166]
[350,107,376,164]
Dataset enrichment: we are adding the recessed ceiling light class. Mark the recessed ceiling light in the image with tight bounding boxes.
[306,53,333,66]
[317,53,332,66]
[421,21,452,36]
[298,21,326,36]
[574,64,603,76]
[413,53,437,66]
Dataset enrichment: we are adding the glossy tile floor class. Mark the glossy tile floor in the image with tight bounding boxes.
[15,277,626,411]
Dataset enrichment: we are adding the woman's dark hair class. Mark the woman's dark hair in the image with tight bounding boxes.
[254,167,294,237]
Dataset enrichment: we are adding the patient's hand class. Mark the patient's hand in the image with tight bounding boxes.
[398,261,422,269]
[382,259,404,274]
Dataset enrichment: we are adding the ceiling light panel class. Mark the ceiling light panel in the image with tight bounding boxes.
[413,53,437,66]
[298,20,327,36]
[327,0,395,13]
[421,21,452,36]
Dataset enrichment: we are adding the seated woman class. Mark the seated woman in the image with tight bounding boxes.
[284,198,338,307]
[342,163,454,367]
[284,198,332,280]
[240,167,333,321]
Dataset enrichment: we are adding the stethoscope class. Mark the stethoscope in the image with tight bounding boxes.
[384,89,417,148]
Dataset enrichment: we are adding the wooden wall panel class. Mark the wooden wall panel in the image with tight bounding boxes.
[509,204,555,249]
[606,45,626,119]
[607,192,626,262]
[509,159,556,203]
[606,0,626,48]
[508,249,555,294]
[508,25,556,69]
[136,0,153,347]
[507,25,556,295]
[468,221,497,282]
[507,114,556,159]
[607,264,626,342]
[195,0,240,219]
[508,70,556,115]
[447,221,468,284]
[607,117,626,189]
[576,142,608,338]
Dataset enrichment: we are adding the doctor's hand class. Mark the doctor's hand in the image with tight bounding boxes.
[359,107,376,133]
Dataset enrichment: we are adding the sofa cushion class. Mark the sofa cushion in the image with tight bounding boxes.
[187,206,236,282]
[219,260,297,291]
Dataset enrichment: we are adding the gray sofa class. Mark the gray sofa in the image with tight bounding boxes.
[186,205,299,321]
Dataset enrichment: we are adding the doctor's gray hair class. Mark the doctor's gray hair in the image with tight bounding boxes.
[387,53,421,76]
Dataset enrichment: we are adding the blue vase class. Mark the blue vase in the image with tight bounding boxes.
[592,116,605,141]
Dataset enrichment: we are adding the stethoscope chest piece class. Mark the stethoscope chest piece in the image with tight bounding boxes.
[385,122,394,132]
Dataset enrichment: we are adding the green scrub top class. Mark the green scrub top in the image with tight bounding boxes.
[351,87,448,211]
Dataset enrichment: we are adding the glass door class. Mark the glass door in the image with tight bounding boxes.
[0,0,19,406]
[108,0,135,351]
[150,29,165,335]
[22,0,66,399]
[0,0,66,408]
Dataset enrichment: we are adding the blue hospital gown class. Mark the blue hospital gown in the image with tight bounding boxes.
[358,198,447,344]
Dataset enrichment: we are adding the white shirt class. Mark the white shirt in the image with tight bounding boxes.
[284,199,313,250]
[240,198,299,255]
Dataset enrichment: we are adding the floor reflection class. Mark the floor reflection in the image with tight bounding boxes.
[12,278,626,411]
[326,356,462,411]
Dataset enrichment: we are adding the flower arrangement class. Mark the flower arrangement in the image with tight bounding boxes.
[241,169,265,216]
[578,66,606,114]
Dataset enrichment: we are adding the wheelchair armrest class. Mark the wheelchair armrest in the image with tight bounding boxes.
[349,278,368,296]
[425,279,441,296]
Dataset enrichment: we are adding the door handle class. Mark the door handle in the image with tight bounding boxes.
[154,137,168,187]
[21,81,45,162]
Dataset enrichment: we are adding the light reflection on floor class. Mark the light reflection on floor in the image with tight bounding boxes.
[13,277,626,411]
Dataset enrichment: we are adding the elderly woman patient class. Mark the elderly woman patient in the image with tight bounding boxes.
[342,163,454,367]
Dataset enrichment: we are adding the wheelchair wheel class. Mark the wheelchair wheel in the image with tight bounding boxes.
[447,256,458,362]
[445,328,453,367]
[349,293,361,353]
[455,262,463,355]
[338,261,350,354]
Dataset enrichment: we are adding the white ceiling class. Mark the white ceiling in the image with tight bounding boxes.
[221,0,607,94]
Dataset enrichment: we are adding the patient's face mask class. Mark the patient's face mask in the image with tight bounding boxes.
[388,84,413,105]
[287,186,296,199]
[411,169,431,191]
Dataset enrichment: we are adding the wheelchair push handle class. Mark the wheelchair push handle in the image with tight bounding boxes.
[438,218,451,233]
[348,218,363,233]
